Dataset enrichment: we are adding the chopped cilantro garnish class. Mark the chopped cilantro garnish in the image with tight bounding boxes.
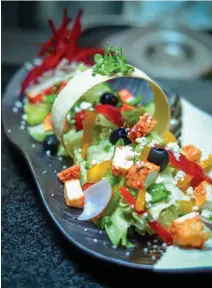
[92,46,135,76]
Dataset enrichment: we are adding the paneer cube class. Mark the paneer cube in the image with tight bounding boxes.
[182,144,202,162]
[112,146,134,176]
[64,179,84,208]
[126,161,159,189]
[168,213,209,248]
[58,164,80,183]
[128,113,157,142]
[194,181,212,209]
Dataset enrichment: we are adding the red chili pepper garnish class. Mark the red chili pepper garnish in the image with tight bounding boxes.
[148,221,173,245]
[95,104,123,127]
[28,85,55,104]
[73,48,104,65]
[168,151,212,187]
[56,81,67,94]
[82,183,94,191]
[21,9,104,94]
[74,110,86,131]
[119,187,136,206]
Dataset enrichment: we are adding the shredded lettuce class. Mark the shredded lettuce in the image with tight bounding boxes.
[121,106,146,126]
[105,206,131,247]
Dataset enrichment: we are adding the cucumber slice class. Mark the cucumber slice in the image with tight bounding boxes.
[95,114,117,129]
[81,82,115,104]
[144,101,155,115]
[121,106,146,126]
[27,124,53,142]
[24,103,51,126]
[63,129,83,155]
[57,144,69,157]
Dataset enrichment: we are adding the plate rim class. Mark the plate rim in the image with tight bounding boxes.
[2,65,212,274]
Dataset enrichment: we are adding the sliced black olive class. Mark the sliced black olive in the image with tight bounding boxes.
[110,128,132,145]
[100,92,118,106]
[43,134,59,156]
[147,147,169,171]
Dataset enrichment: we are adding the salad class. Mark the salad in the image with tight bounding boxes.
[21,10,212,250]
[50,46,212,249]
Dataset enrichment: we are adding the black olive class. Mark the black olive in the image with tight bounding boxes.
[43,134,59,156]
[110,128,132,145]
[147,147,169,171]
[100,92,118,106]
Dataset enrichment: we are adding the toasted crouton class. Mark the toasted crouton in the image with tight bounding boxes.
[64,179,84,208]
[128,113,157,142]
[58,164,80,183]
[183,144,202,162]
[168,213,209,248]
[126,161,159,189]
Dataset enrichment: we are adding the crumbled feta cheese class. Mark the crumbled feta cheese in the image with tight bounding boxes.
[62,165,67,169]
[84,228,88,232]
[135,137,147,148]
[125,252,130,256]
[8,129,11,133]
[145,192,152,203]
[94,239,98,243]
[143,212,148,218]
[186,186,194,196]
[91,159,97,166]
[174,170,185,182]
[80,101,92,110]
[58,157,63,161]
[14,101,23,108]
[46,150,51,157]
[74,106,81,113]
[152,255,156,261]
[12,107,18,113]
[32,144,36,148]
[112,146,134,170]
[148,139,159,147]
[162,243,167,248]
[192,206,199,211]
[176,212,199,223]
[143,248,148,254]
[22,114,27,120]
[42,170,47,174]
[166,142,181,160]
[201,208,212,219]
[170,119,178,126]
[20,126,25,130]
[155,175,164,184]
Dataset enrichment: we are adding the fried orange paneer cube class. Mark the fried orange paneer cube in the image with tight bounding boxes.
[58,164,80,183]
[182,144,201,162]
[126,161,159,189]
[168,213,209,248]
[128,113,157,142]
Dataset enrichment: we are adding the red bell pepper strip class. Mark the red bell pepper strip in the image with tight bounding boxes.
[95,104,123,127]
[82,183,94,191]
[73,47,104,64]
[74,110,86,131]
[119,187,136,206]
[168,151,212,187]
[119,186,173,245]
[56,81,67,94]
[148,221,173,245]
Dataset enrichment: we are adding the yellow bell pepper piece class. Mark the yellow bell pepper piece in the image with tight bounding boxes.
[201,154,212,172]
[163,130,177,144]
[87,160,111,183]
[135,188,146,212]
[140,145,151,161]
[179,198,195,214]
[81,110,96,160]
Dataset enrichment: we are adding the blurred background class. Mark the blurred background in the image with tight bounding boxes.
[2,1,212,79]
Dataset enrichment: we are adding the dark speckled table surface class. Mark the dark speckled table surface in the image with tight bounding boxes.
[2,65,212,287]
